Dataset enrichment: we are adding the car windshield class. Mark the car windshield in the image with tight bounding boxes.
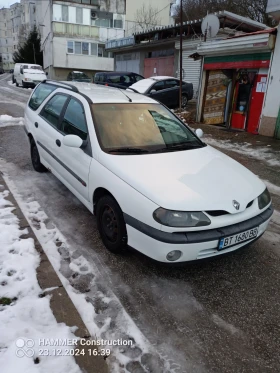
[23,65,43,71]
[92,103,204,154]
[73,72,89,79]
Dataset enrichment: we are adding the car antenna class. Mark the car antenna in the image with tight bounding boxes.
[118,88,132,103]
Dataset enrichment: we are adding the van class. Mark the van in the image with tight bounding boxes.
[14,63,47,88]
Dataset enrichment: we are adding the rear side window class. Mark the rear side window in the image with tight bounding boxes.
[40,94,68,129]
[61,98,88,140]
[29,84,57,111]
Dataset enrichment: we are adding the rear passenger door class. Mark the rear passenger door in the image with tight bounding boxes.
[164,79,180,107]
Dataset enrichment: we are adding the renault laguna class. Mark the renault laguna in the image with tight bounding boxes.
[24,81,273,262]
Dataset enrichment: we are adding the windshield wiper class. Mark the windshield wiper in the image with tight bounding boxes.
[109,148,149,154]
[152,143,202,153]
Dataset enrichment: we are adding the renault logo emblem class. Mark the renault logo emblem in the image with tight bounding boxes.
[233,200,240,210]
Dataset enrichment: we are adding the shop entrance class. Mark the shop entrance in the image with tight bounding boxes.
[231,72,256,130]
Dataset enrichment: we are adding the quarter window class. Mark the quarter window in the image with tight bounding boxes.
[165,80,179,88]
[28,84,57,111]
[40,94,68,129]
[61,98,88,140]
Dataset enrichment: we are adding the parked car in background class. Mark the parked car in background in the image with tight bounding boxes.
[24,81,273,263]
[9,69,14,73]
[128,76,193,108]
[67,71,91,83]
[14,63,47,88]
[94,71,144,88]
[0,67,4,74]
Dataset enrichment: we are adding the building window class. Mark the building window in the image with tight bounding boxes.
[74,41,81,54]
[82,42,89,55]
[114,15,123,29]
[62,5,68,22]
[81,0,91,3]
[91,43,97,55]
[98,45,104,57]
[76,7,83,23]
[91,0,99,4]
[67,41,74,53]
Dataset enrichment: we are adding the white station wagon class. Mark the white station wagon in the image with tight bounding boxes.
[24,81,273,263]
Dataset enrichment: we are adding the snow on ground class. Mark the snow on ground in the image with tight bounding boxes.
[1,173,177,373]
[0,184,81,373]
[0,115,24,127]
[204,137,280,167]
[263,180,280,197]
[8,80,16,86]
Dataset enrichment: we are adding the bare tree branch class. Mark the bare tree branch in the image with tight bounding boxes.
[134,4,162,31]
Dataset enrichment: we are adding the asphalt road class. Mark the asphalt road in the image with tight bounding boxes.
[1,74,280,373]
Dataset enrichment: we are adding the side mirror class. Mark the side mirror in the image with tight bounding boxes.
[63,135,83,148]
[20,68,23,74]
[195,129,204,138]
[150,89,157,94]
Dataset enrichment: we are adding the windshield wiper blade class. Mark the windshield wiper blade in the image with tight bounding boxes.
[152,144,202,153]
[109,148,149,154]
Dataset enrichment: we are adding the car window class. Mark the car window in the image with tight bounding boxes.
[61,98,88,140]
[150,81,165,92]
[94,74,99,82]
[165,80,179,88]
[40,94,68,129]
[135,75,144,82]
[28,83,57,111]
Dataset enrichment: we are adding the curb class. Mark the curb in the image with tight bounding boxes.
[0,173,108,373]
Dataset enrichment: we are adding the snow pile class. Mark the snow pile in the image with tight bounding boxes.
[0,185,81,373]
[204,137,280,167]
[0,115,24,127]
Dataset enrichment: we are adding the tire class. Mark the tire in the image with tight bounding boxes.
[12,75,15,84]
[16,80,19,87]
[96,195,127,253]
[181,94,188,108]
[31,140,47,172]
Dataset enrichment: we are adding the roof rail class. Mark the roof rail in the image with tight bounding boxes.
[42,79,79,93]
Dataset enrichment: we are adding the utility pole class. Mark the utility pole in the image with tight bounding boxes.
[179,0,183,111]
[33,43,36,64]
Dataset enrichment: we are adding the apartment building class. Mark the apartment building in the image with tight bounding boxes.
[0,7,13,71]
[36,0,126,80]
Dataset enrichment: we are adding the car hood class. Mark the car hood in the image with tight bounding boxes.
[73,78,91,82]
[100,145,265,213]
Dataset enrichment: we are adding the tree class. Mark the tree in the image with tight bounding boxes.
[13,26,43,65]
[173,0,274,27]
[134,4,162,31]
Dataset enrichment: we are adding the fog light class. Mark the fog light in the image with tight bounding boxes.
[166,250,182,262]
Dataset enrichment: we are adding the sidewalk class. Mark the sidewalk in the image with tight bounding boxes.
[0,173,108,373]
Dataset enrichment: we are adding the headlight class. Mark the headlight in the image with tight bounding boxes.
[25,78,32,81]
[258,188,271,210]
[153,208,211,227]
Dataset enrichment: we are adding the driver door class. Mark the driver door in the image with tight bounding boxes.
[148,81,169,106]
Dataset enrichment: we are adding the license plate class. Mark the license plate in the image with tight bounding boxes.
[218,227,259,251]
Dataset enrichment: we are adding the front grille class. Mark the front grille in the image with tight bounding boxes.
[206,210,229,217]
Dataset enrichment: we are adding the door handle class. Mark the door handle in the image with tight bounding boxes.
[34,122,38,128]
[56,139,61,147]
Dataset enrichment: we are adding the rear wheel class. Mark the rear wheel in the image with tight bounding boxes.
[31,140,47,172]
[181,94,188,108]
[15,80,19,87]
[96,195,127,253]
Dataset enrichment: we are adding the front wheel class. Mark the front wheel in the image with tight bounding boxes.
[31,140,47,172]
[96,195,127,253]
[181,94,188,108]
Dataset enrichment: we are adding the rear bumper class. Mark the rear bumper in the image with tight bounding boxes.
[124,206,273,262]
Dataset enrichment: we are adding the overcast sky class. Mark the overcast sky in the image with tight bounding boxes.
[0,0,18,9]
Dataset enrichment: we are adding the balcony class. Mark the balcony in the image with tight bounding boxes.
[53,21,125,41]
[266,0,280,20]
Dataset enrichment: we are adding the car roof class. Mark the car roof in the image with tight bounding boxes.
[54,81,157,104]
[150,76,177,81]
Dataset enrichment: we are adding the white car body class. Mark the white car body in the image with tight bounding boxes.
[14,63,47,87]
[24,81,273,263]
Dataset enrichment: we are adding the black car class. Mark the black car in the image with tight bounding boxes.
[9,69,14,73]
[0,67,4,74]
[128,77,193,109]
[67,71,91,83]
[94,71,144,88]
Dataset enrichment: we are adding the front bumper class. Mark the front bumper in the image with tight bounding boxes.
[124,206,273,262]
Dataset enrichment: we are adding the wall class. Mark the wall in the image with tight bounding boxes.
[0,7,14,70]
[259,24,280,137]
[53,36,114,71]
[125,0,174,36]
